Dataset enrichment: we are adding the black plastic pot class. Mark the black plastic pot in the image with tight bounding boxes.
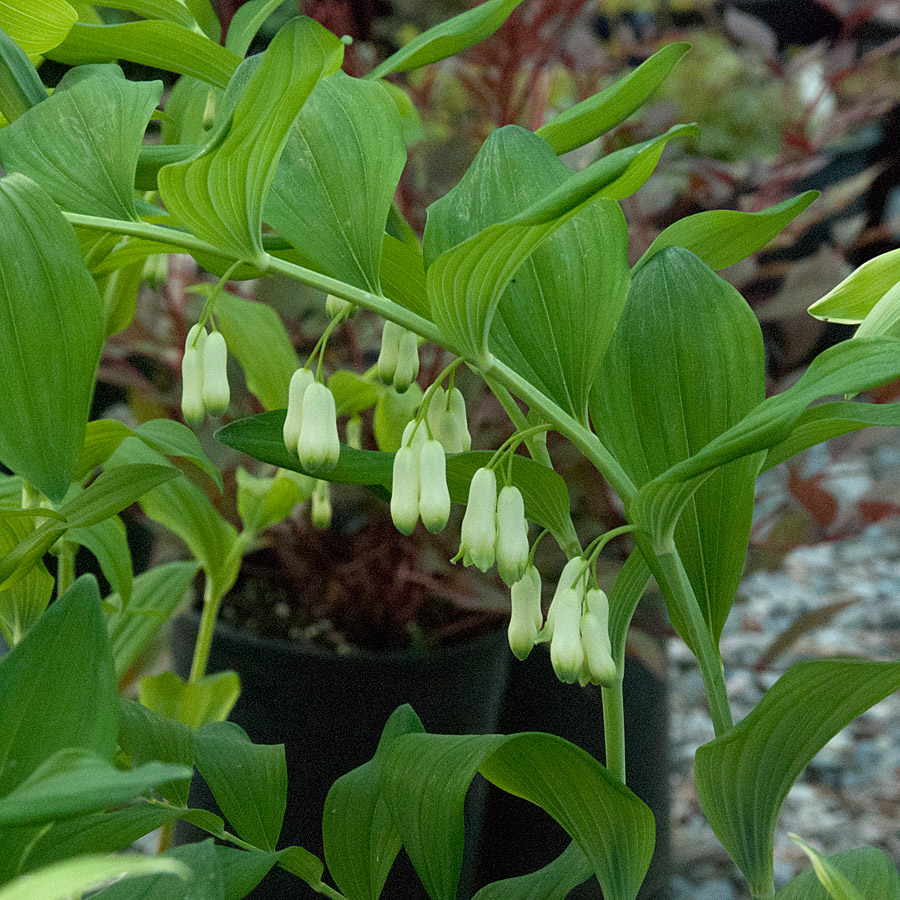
[171,613,511,898]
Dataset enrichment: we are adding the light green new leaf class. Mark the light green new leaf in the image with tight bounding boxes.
[106,561,198,678]
[777,845,900,900]
[225,0,284,56]
[267,71,406,292]
[0,517,53,646]
[472,842,593,900]
[160,16,344,266]
[633,191,818,274]
[808,247,900,323]
[194,721,287,852]
[0,747,191,826]
[788,836,864,900]
[762,400,900,472]
[140,670,241,730]
[98,257,144,337]
[119,698,194,807]
[50,20,237,88]
[68,515,133,607]
[853,279,900,340]
[236,467,313,535]
[0,855,187,900]
[368,0,524,79]
[695,658,900,896]
[0,174,104,502]
[323,705,423,900]
[182,0,220,40]
[212,289,300,410]
[537,43,689,154]
[424,124,695,365]
[0,26,48,122]
[95,0,199,31]
[591,248,764,649]
[0,0,76,58]
[381,730,654,900]
[328,370,382,416]
[17,66,161,230]
[0,519,67,593]
[0,576,118,798]
[629,336,900,550]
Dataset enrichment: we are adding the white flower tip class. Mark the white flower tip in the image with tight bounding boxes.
[201,331,230,415]
[181,346,205,425]
[311,479,332,529]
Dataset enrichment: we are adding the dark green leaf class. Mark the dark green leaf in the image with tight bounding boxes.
[68,515,133,607]
[694,658,900,896]
[0,519,67,592]
[277,846,325,890]
[776,845,900,900]
[591,247,765,649]
[0,748,191,827]
[0,25,47,121]
[472,842,592,900]
[0,517,53,645]
[194,721,287,852]
[0,0,76,57]
[0,174,104,502]
[139,670,240,730]
[49,21,238,89]
[634,192,818,274]
[217,847,279,900]
[536,43,689,154]
[267,70,406,292]
[0,66,161,221]
[160,17,344,266]
[0,576,118,796]
[368,0,524,79]
[381,233,429,320]
[323,705,423,900]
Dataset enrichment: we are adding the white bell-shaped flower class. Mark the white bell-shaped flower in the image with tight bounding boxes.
[392,328,420,394]
[391,443,420,535]
[201,331,230,415]
[549,587,584,684]
[283,368,314,451]
[447,387,471,451]
[508,564,542,660]
[311,479,332,529]
[426,386,446,441]
[181,344,205,425]
[297,382,340,474]
[540,557,588,642]
[418,439,451,533]
[459,467,497,571]
[495,485,529,586]
[377,320,403,384]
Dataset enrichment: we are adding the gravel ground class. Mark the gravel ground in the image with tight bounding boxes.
[669,500,900,897]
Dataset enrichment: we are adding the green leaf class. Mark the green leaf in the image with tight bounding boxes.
[323,705,423,900]
[49,20,238,89]
[106,561,199,679]
[68,515,133,607]
[808,247,900,323]
[139,670,241,730]
[217,846,279,900]
[694,658,900,896]
[235,467,313,535]
[629,336,900,551]
[0,519,67,593]
[194,721,287,852]
[0,517,53,646]
[0,174,104,502]
[381,233,430,320]
[762,400,900,472]
[472,842,592,900]
[0,855,187,900]
[98,257,144,337]
[633,191,819,274]
[119,699,194,807]
[853,279,900,340]
[159,16,344,266]
[536,43,689,154]
[0,26,48,122]
[225,0,283,56]
[591,247,765,649]
[182,0,220,41]
[424,124,695,364]
[787,836,865,900]
[776,845,900,900]
[277,846,325,890]
[0,66,161,220]
[381,729,654,900]
[267,70,406,292]
[0,0,76,58]
[328,370,382,416]
[213,289,300,411]
[0,748,191,826]
[373,384,423,453]
[0,576,118,796]
[95,0,199,30]
[368,0,525,79]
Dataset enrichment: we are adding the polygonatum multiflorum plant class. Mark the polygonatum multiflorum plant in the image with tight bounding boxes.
[0,1,899,898]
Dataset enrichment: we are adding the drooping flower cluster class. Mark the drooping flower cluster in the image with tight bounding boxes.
[181,323,230,425]
[378,321,419,394]
[283,367,340,475]
[391,421,451,535]
[426,386,471,454]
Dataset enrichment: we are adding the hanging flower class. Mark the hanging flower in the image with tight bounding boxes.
[495,485,529,586]
[377,320,403,384]
[549,587,584,684]
[579,587,617,687]
[297,382,340,474]
[283,367,314,451]
[201,330,230,415]
[392,328,420,394]
[459,467,497,571]
[181,323,207,425]
[508,564,543,660]
[418,438,451,533]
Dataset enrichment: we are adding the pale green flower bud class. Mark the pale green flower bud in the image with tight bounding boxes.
[580,614,616,687]
[346,415,363,450]
[201,331,230,415]
[326,293,355,318]
[447,387,471,452]
[495,485,529,586]
[392,328,419,394]
[181,345,205,425]
[377,320,403,384]
[459,467,497,572]
[418,439,450,533]
[549,587,584,684]
[508,564,542,660]
[311,479,332,530]
[391,444,419,535]
[297,382,340,474]
[426,386,446,442]
[283,368,314,451]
